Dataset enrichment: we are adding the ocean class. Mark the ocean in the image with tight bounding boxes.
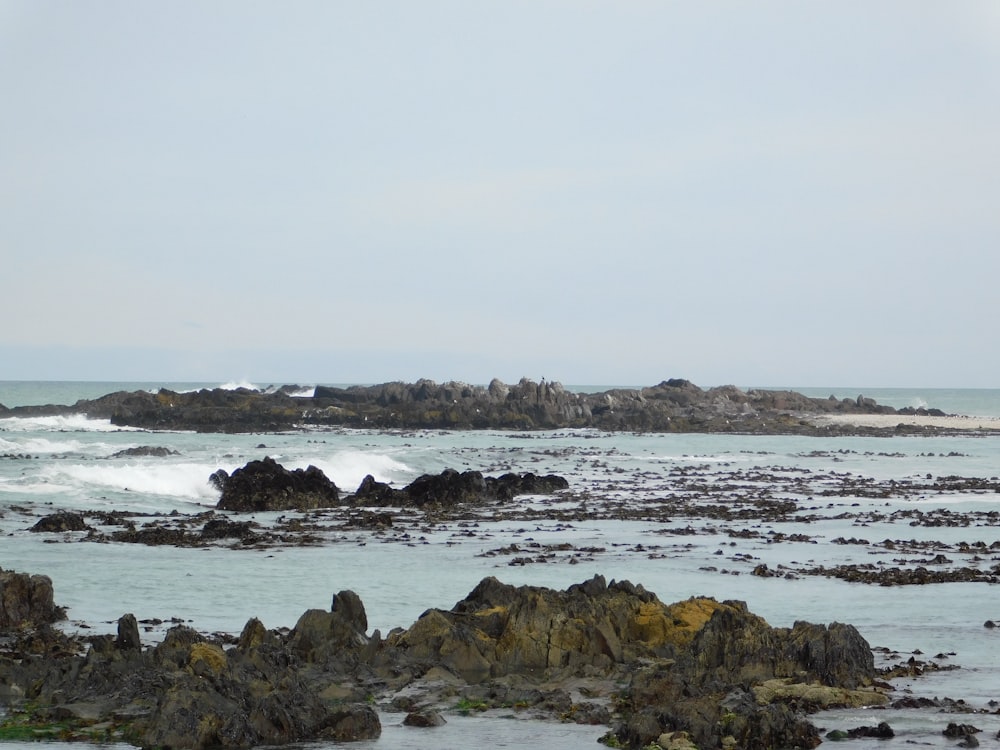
[2,380,1000,749]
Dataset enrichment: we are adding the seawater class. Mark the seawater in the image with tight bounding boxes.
[2,381,1000,749]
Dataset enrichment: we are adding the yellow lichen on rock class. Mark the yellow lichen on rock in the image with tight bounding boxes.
[657,729,700,750]
[752,678,888,709]
[630,597,725,648]
[188,642,227,677]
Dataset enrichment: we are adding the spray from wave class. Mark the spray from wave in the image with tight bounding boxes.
[36,462,222,503]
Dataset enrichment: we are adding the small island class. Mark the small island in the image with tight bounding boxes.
[0,377,959,434]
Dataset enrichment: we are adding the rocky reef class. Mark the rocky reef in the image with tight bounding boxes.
[0,570,885,749]
[210,458,569,512]
[0,378,941,434]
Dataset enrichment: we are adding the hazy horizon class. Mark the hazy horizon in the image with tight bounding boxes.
[3,3,998,388]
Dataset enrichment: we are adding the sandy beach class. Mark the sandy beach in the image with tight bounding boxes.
[812,413,1000,431]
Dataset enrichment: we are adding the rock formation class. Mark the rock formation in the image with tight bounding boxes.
[0,571,884,749]
[0,378,933,434]
[211,459,569,512]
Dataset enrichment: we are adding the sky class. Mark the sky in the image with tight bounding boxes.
[2,2,998,388]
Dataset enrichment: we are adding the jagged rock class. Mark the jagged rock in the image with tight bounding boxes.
[115,613,141,652]
[1,379,922,435]
[215,457,341,512]
[351,469,568,507]
[0,568,64,630]
[0,572,881,750]
[352,474,397,504]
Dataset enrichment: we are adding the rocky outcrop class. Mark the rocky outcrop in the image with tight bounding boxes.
[212,457,341,511]
[0,573,882,750]
[0,378,925,434]
[353,468,569,508]
[29,512,90,533]
[0,568,64,630]
[211,460,568,512]
[109,446,180,458]
[389,575,881,749]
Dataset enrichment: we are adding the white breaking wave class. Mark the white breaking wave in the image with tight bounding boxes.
[0,435,116,455]
[37,462,220,502]
[301,450,414,492]
[0,415,141,433]
[219,380,261,391]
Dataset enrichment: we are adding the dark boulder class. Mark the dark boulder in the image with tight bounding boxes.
[848,722,895,738]
[29,512,89,533]
[402,469,489,507]
[110,446,180,458]
[0,568,64,630]
[214,457,341,512]
[403,709,447,727]
[353,474,400,504]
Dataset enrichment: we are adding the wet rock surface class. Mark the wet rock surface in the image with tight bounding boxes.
[0,572,883,750]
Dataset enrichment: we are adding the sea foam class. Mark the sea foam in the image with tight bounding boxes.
[0,414,140,433]
[0,435,114,456]
[300,450,414,492]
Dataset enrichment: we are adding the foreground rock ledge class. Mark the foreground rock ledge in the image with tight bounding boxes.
[0,572,884,749]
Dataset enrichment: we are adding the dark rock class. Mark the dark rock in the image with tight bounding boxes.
[403,709,447,727]
[353,474,399,504]
[110,445,180,458]
[944,723,981,738]
[215,457,341,512]
[1,572,883,750]
[0,568,64,630]
[402,469,489,507]
[316,704,381,741]
[847,721,894,738]
[29,512,89,533]
[3,378,933,435]
[201,518,257,540]
[332,589,368,633]
[115,613,141,652]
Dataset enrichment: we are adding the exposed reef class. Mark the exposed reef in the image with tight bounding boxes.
[0,378,947,434]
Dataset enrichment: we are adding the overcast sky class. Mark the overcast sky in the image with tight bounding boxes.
[2,2,998,387]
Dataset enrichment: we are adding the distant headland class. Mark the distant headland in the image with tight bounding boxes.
[2,377,978,435]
